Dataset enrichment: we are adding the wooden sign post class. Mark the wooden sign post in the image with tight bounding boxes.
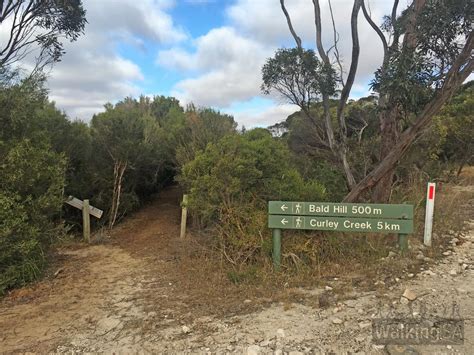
[268,201,414,270]
[180,194,188,239]
[65,196,103,242]
[82,199,91,243]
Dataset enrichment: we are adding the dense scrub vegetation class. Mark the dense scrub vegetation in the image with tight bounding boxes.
[0,0,472,293]
[1,76,67,293]
[179,129,326,265]
[0,68,472,293]
[0,72,237,294]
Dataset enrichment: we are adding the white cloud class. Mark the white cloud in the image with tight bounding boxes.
[48,55,143,118]
[227,0,314,44]
[158,0,396,127]
[158,48,197,71]
[2,0,407,125]
[228,104,299,128]
[43,0,186,120]
[160,27,274,107]
[228,0,392,82]
[158,27,270,72]
[173,65,261,107]
[84,0,186,44]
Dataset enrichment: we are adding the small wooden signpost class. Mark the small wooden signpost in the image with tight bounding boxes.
[268,201,414,270]
[65,196,103,242]
[180,194,188,239]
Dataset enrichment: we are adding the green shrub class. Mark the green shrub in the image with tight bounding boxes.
[178,129,326,265]
[294,156,347,201]
[175,107,237,169]
[0,140,66,294]
[0,192,43,292]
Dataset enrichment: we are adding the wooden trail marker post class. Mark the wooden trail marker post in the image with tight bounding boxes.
[65,196,103,242]
[180,194,188,239]
[82,200,91,242]
[268,201,414,270]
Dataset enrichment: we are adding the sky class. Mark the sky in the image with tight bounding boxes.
[40,0,396,127]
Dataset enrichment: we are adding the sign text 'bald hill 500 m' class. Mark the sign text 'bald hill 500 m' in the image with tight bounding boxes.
[268,201,413,234]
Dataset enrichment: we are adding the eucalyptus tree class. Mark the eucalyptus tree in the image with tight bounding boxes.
[0,0,86,72]
[263,0,473,202]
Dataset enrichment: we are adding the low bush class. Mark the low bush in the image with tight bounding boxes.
[0,140,66,294]
[179,128,326,266]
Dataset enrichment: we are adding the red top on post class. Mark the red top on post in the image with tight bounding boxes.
[428,185,435,200]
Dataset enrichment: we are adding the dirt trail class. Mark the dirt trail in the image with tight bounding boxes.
[0,246,147,353]
[0,186,268,353]
[0,187,183,353]
[0,182,473,354]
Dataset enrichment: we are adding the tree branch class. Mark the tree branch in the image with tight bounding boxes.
[361,0,388,56]
[312,0,329,64]
[391,0,399,26]
[337,0,362,139]
[328,0,345,86]
[280,0,302,50]
[0,0,86,71]
[402,0,427,50]
[0,0,16,22]
[390,0,400,47]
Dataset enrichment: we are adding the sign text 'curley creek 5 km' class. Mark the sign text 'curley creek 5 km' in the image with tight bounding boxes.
[267,201,414,234]
[267,215,413,234]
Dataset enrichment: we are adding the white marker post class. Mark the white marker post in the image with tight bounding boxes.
[423,182,436,247]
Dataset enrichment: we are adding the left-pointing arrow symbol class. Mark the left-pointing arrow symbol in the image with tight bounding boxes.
[281,218,288,225]
[281,204,288,211]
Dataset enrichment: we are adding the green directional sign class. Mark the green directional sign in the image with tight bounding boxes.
[268,215,413,234]
[268,201,413,219]
[268,200,415,270]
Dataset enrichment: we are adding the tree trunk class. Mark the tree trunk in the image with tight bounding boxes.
[456,154,470,177]
[372,108,399,202]
[344,30,473,202]
[457,162,465,177]
[344,123,421,202]
[344,31,474,202]
[340,145,356,189]
[369,0,426,203]
[108,160,127,229]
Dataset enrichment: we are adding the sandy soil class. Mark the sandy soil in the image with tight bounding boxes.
[0,181,473,354]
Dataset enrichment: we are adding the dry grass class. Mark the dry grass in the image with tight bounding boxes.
[37,168,473,321]
[169,167,474,313]
[3,169,470,354]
